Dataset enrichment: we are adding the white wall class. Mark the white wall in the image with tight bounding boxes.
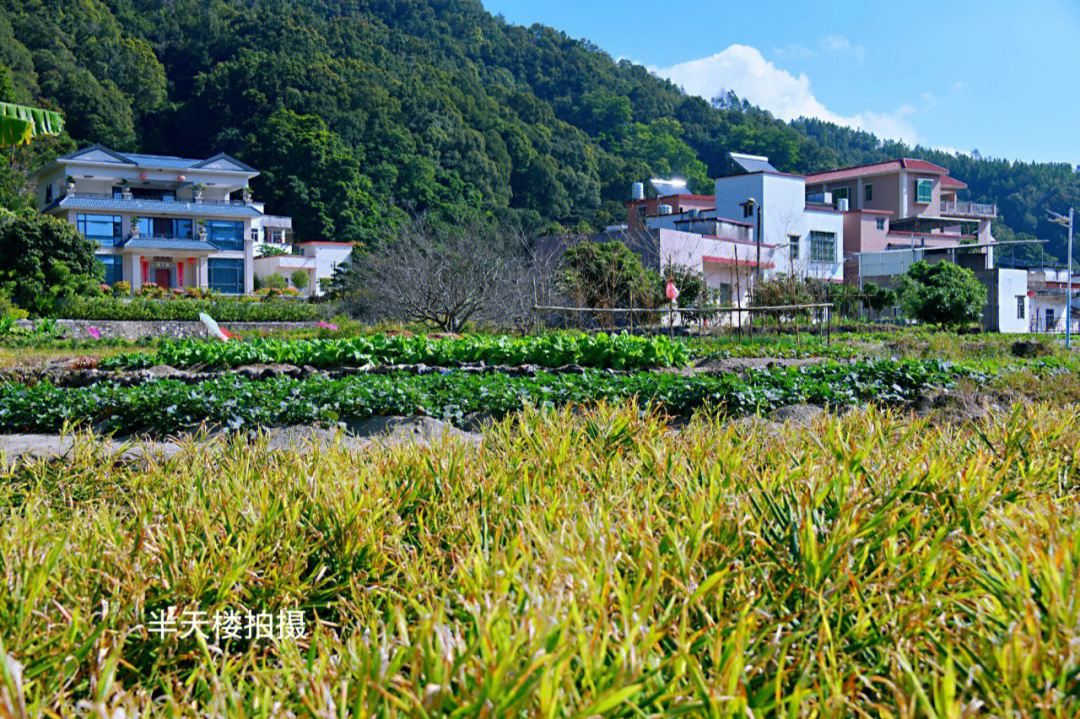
[713,173,845,282]
[993,269,1030,334]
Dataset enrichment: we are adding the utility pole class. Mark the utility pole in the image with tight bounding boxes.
[744,198,762,285]
[1049,208,1074,348]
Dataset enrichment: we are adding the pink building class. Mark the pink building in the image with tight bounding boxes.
[804,158,995,241]
[806,158,994,283]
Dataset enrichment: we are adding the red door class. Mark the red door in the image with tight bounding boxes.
[154,269,171,288]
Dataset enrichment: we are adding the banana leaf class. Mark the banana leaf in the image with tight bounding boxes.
[0,101,64,140]
[0,115,32,146]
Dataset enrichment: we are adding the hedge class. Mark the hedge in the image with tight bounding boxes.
[51,296,325,322]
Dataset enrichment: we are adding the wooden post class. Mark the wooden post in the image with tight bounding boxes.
[629,293,634,334]
[827,305,832,346]
[532,278,539,335]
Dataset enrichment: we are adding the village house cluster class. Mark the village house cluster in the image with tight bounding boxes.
[614,152,1072,334]
[28,145,1075,333]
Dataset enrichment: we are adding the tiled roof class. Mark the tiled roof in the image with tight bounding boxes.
[50,145,258,173]
[56,195,263,217]
[118,153,202,169]
[941,176,968,189]
[123,238,218,251]
[804,158,951,184]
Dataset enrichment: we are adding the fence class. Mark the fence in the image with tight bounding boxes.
[532,303,835,344]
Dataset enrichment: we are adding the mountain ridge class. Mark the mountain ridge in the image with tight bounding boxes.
[0,0,1075,260]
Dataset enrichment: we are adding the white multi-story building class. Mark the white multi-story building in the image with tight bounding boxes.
[623,153,844,308]
[30,145,348,296]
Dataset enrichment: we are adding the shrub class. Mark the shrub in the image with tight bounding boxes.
[0,214,103,314]
[656,263,703,308]
[262,273,288,290]
[290,270,309,290]
[561,240,652,310]
[136,282,166,299]
[52,296,323,322]
[898,261,986,328]
[112,280,131,296]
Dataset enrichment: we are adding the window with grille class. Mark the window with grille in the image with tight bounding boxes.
[809,231,836,263]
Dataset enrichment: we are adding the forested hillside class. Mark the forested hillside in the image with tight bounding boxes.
[1,0,1077,259]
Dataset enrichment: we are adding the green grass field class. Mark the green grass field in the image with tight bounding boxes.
[2,402,1079,716]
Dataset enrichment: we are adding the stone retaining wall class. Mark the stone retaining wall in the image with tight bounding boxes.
[16,319,318,340]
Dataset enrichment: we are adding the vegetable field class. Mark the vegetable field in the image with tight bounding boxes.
[99,333,693,371]
[0,360,982,434]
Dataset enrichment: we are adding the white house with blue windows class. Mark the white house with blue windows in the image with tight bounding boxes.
[30,145,297,295]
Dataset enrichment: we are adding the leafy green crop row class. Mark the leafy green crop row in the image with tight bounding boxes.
[0,360,983,434]
[99,332,693,371]
[53,296,324,322]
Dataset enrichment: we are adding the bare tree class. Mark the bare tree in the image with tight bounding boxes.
[355,216,558,333]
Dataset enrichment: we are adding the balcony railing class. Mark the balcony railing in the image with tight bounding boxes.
[61,191,249,206]
[941,200,996,218]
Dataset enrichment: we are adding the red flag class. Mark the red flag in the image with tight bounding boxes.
[665,279,679,302]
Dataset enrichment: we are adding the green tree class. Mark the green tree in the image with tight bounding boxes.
[560,240,652,309]
[862,282,898,318]
[898,261,986,328]
[0,214,102,314]
[243,109,381,244]
[290,270,310,291]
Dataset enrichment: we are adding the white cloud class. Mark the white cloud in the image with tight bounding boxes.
[774,43,815,59]
[820,34,865,62]
[653,44,919,144]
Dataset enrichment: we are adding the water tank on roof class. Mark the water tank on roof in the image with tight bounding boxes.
[631,182,645,201]
[837,198,850,212]
[688,208,700,219]
[658,204,673,215]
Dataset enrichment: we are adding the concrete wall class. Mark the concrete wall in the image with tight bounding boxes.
[16,319,318,341]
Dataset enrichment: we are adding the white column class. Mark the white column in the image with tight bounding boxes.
[856,178,864,210]
[126,254,142,291]
[243,237,255,294]
[197,257,209,289]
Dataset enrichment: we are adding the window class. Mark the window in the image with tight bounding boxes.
[789,234,800,261]
[864,183,873,202]
[1017,296,1025,320]
[743,203,754,218]
[206,220,245,250]
[1047,308,1056,330]
[98,255,123,285]
[208,258,245,294]
[77,214,122,247]
[915,178,933,204]
[45,184,53,204]
[876,217,886,231]
[809,231,836,263]
[832,187,849,207]
[716,283,732,307]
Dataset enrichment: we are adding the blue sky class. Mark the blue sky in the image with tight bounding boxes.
[481,0,1080,165]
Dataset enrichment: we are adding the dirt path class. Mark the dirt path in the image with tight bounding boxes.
[680,356,827,375]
